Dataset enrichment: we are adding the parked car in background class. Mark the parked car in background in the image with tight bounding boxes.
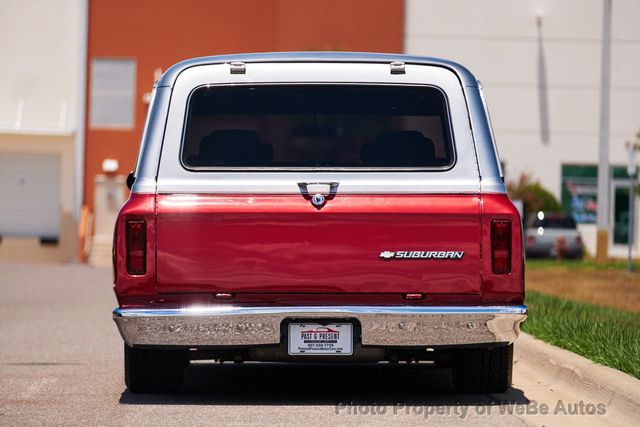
[525,212,584,259]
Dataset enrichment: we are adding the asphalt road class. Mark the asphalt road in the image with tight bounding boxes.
[0,263,634,426]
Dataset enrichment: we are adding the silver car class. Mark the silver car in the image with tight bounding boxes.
[525,212,584,259]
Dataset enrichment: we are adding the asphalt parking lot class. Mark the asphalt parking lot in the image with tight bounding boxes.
[0,262,636,426]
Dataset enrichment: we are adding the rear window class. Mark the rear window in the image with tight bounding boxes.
[181,85,454,170]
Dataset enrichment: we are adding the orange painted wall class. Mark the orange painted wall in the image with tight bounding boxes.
[85,0,404,208]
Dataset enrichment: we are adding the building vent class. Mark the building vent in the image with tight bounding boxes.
[89,58,136,128]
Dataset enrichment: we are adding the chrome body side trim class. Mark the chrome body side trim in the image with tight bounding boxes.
[113,305,527,348]
[131,86,172,194]
[466,83,506,193]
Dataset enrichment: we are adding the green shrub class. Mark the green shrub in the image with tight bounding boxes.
[507,173,561,222]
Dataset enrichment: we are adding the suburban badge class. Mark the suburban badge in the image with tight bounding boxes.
[379,250,465,260]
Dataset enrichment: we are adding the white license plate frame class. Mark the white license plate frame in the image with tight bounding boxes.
[288,323,353,355]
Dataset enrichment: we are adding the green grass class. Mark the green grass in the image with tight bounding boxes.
[527,258,640,271]
[522,291,640,379]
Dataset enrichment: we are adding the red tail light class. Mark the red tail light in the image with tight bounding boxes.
[491,220,511,274]
[125,219,146,275]
[526,235,536,247]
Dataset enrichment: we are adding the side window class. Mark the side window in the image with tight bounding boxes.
[89,58,136,128]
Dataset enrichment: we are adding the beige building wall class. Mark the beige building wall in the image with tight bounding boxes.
[405,0,640,256]
[0,0,85,262]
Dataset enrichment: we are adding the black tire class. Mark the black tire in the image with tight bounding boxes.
[124,344,188,393]
[451,344,513,393]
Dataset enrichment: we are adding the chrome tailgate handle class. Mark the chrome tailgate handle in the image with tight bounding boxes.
[297,182,339,209]
[297,182,340,197]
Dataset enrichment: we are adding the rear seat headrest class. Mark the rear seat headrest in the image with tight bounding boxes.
[361,131,436,166]
[193,129,273,166]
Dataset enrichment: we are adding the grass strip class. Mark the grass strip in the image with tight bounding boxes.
[527,258,640,271]
[522,291,640,379]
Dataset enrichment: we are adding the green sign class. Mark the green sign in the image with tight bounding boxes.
[561,164,629,224]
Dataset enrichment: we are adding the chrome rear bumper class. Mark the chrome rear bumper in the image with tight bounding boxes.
[113,305,527,348]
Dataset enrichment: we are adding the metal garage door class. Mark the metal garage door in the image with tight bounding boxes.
[0,153,60,239]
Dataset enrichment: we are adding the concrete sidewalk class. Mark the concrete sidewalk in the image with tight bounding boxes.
[515,332,640,425]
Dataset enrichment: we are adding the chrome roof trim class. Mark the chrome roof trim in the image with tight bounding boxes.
[157,52,478,88]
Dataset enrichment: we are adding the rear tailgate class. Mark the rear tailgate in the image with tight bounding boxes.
[156,194,481,295]
[153,65,485,298]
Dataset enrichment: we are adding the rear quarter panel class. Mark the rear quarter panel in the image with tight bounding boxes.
[481,193,524,304]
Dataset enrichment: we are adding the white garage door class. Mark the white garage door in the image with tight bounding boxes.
[0,153,60,238]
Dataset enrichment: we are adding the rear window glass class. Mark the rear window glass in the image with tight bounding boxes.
[182,85,454,170]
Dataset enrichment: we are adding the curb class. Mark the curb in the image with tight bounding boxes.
[515,332,640,417]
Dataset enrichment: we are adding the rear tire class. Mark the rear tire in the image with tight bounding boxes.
[451,344,513,393]
[124,344,188,393]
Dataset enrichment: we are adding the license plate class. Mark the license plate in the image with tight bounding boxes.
[288,323,353,355]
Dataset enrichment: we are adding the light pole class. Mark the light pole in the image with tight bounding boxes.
[596,0,613,263]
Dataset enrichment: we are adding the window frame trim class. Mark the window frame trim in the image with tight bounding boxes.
[177,82,458,173]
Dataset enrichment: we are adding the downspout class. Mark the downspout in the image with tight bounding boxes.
[74,0,89,260]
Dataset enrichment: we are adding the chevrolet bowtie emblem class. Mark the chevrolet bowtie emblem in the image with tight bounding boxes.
[379,251,396,259]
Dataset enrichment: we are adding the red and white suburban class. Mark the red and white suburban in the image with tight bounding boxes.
[112,52,526,393]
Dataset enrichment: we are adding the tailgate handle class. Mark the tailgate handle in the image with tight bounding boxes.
[297,182,339,208]
[297,182,339,197]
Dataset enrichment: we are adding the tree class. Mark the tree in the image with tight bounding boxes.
[507,173,561,222]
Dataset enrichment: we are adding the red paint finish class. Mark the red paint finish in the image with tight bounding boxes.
[155,194,482,295]
[480,193,525,304]
[113,192,524,307]
[117,293,484,310]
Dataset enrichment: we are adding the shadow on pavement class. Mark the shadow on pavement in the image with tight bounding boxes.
[119,363,529,406]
